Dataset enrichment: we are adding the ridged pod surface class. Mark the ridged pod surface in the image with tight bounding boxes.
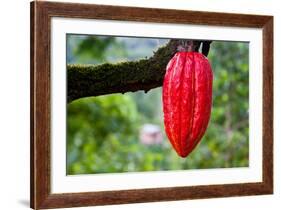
[162,52,213,157]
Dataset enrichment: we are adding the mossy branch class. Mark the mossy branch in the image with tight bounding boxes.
[67,40,211,103]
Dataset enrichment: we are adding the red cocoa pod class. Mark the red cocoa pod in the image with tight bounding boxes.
[162,52,213,157]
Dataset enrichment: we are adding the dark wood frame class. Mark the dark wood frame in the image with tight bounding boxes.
[30,1,273,209]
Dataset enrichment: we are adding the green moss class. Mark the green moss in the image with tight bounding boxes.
[67,40,178,103]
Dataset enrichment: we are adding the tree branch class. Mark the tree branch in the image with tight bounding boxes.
[67,40,209,103]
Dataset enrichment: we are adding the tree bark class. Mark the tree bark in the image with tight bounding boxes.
[67,40,210,103]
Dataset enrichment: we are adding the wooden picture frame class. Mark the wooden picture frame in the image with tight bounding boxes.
[30,1,273,209]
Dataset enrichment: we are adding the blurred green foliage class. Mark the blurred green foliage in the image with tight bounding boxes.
[67,35,249,174]
[67,35,127,64]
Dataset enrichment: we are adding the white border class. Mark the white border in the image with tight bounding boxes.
[51,17,263,193]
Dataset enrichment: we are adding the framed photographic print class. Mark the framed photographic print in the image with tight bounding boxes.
[30,1,273,209]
